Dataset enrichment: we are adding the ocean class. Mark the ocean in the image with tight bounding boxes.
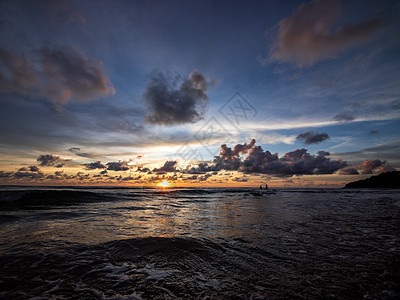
[0,187,399,299]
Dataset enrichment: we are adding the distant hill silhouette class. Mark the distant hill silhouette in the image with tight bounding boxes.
[344,171,400,188]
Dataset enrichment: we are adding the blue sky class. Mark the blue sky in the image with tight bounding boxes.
[0,0,399,187]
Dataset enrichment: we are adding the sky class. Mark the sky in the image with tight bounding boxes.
[0,0,399,187]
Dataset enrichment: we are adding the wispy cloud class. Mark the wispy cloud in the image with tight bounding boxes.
[334,111,355,122]
[332,140,400,167]
[0,46,115,108]
[267,0,388,66]
[40,46,115,107]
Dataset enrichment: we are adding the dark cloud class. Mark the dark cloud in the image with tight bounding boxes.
[121,175,141,181]
[142,71,213,126]
[83,161,106,170]
[153,161,178,174]
[13,171,44,179]
[37,154,61,166]
[0,46,115,107]
[137,166,151,173]
[1,166,44,180]
[29,165,41,172]
[106,161,130,171]
[334,111,354,122]
[220,139,256,159]
[185,140,348,177]
[269,0,388,66]
[369,130,379,135]
[0,171,14,178]
[184,162,218,174]
[296,131,330,145]
[36,154,70,167]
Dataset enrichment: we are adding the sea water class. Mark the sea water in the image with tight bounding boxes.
[0,187,399,299]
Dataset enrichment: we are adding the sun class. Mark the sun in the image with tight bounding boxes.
[158,179,172,188]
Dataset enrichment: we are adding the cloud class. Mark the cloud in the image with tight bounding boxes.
[0,48,39,95]
[338,167,359,175]
[68,147,80,153]
[0,46,115,107]
[40,46,115,106]
[29,165,41,172]
[296,131,330,145]
[360,159,393,174]
[67,147,92,158]
[142,71,213,126]
[13,171,44,179]
[0,167,44,180]
[106,161,130,171]
[137,166,151,173]
[83,161,106,170]
[232,177,248,182]
[334,111,354,122]
[121,175,141,181]
[332,140,400,168]
[268,0,388,66]
[37,154,63,166]
[220,139,256,159]
[39,0,86,24]
[153,161,178,174]
[339,159,393,175]
[186,139,348,177]
[0,171,14,178]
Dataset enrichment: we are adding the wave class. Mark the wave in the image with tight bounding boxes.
[2,235,399,299]
[0,190,118,209]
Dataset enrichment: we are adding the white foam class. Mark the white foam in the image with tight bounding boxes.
[138,263,180,281]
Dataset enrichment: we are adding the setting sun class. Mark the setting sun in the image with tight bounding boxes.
[158,179,172,188]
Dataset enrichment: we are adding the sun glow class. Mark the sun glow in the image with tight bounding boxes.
[158,179,172,188]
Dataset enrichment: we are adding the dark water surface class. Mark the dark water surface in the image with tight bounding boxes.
[0,187,399,299]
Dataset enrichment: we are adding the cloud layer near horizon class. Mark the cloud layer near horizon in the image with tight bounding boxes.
[184,139,348,177]
[269,0,388,66]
